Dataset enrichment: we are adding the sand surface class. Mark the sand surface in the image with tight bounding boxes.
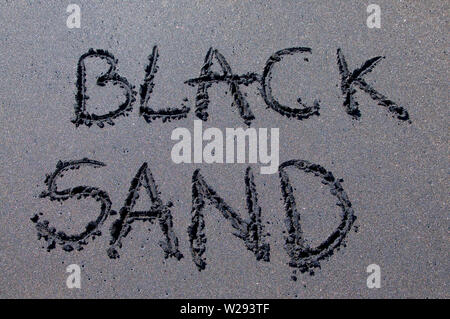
[0,0,448,298]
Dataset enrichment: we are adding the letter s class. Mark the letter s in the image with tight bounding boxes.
[31,158,113,252]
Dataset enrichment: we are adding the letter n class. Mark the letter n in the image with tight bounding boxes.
[188,167,270,270]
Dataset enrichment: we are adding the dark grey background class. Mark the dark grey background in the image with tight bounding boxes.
[0,0,448,298]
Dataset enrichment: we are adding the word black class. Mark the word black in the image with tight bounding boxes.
[72,46,410,128]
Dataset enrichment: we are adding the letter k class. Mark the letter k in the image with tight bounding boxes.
[337,48,410,121]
